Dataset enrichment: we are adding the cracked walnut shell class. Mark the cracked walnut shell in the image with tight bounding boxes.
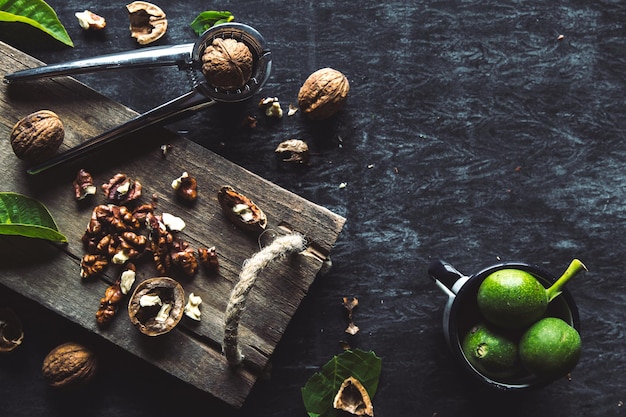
[9,110,64,163]
[127,1,167,45]
[202,38,253,90]
[128,277,185,336]
[298,68,350,120]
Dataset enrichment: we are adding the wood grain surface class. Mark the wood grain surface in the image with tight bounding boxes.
[0,41,344,408]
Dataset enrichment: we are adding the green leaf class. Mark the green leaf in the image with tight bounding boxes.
[0,0,73,47]
[190,10,234,36]
[301,349,382,417]
[0,192,67,242]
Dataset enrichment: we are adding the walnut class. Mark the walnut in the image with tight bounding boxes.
[146,213,197,276]
[41,342,97,389]
[75,10,106,30]
[201,38,253,90]
[128,277,185,336]
[0,308,23,353]
[259,97,283,118]
[80,254,108,279]
[96,280,123,327]
[9,110,64,163]
[298,68,350,120]
[198,246,219,273]
[275,139,309,165]
[72,169,97,201]
[217,186,267,233]
[170,240,198,276]
[171,172,197,203]
[333,376,374,416]
[127,1,167,45]
[102,173,142,205]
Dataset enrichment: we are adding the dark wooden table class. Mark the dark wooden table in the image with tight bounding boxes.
[1,1,625,416]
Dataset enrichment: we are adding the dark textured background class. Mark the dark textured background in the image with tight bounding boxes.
[1,0,625,416]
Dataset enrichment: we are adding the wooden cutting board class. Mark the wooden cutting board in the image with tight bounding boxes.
[0,41,345,408]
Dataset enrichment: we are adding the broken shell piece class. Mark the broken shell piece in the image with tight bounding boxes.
[0,308,24,353]
[217,186,267,233]
[333,376,374,416]
[184,293,202,321]
[128,277,184,336]
[75,10,106,30]
[275,139,309,165]
[127,1,168,45]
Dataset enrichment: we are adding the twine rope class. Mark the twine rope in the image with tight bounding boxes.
[223,233,307,367]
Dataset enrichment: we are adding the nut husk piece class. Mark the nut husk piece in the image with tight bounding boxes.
[333,376,374,416]
[298,68,350,120]
[0,308,24,353]
[201,38,253,90]
[41,342,97,389]
[127,1,167,45]
[9,110,64,163]
[217,186,267,233]
[128,277,185,336]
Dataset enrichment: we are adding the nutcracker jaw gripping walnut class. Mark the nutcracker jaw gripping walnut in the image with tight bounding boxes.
[5,23,272,175]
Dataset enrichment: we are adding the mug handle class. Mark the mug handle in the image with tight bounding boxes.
[428,260,469,297]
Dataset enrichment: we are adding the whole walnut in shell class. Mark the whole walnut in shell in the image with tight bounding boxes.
[41,342,97,389]
[298,68,349,120]
[9,110,64,163]
[202,38,253,90]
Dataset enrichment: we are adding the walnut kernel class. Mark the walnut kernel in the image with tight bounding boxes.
[298,68,350,120]
[9,110,64,163]
[75,10,106,30]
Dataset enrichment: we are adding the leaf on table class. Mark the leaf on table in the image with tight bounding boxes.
[0,0,73,47]
[302,349,381,417]
[190,10,234,36]
[0,192,67,242]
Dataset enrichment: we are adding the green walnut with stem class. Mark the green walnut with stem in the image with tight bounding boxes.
[477,259,586,329]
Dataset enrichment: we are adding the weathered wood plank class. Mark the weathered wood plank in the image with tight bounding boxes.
[0,41,345,408]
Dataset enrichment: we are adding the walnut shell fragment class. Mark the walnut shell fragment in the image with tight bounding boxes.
[9,110,64,163]
[41,342,97,389]
[275,139,309,165]
[217,186,267,233]
[127,1,167,45]
[333,376,374,416]
[298,68,350,120]
[128,277,185,336]
[202,38,253,90]
[0,308,24,353]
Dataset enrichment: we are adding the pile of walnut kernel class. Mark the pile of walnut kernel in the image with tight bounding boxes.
[76,170,217,328]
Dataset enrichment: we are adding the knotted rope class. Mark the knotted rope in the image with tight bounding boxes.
[223,233,306,367]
